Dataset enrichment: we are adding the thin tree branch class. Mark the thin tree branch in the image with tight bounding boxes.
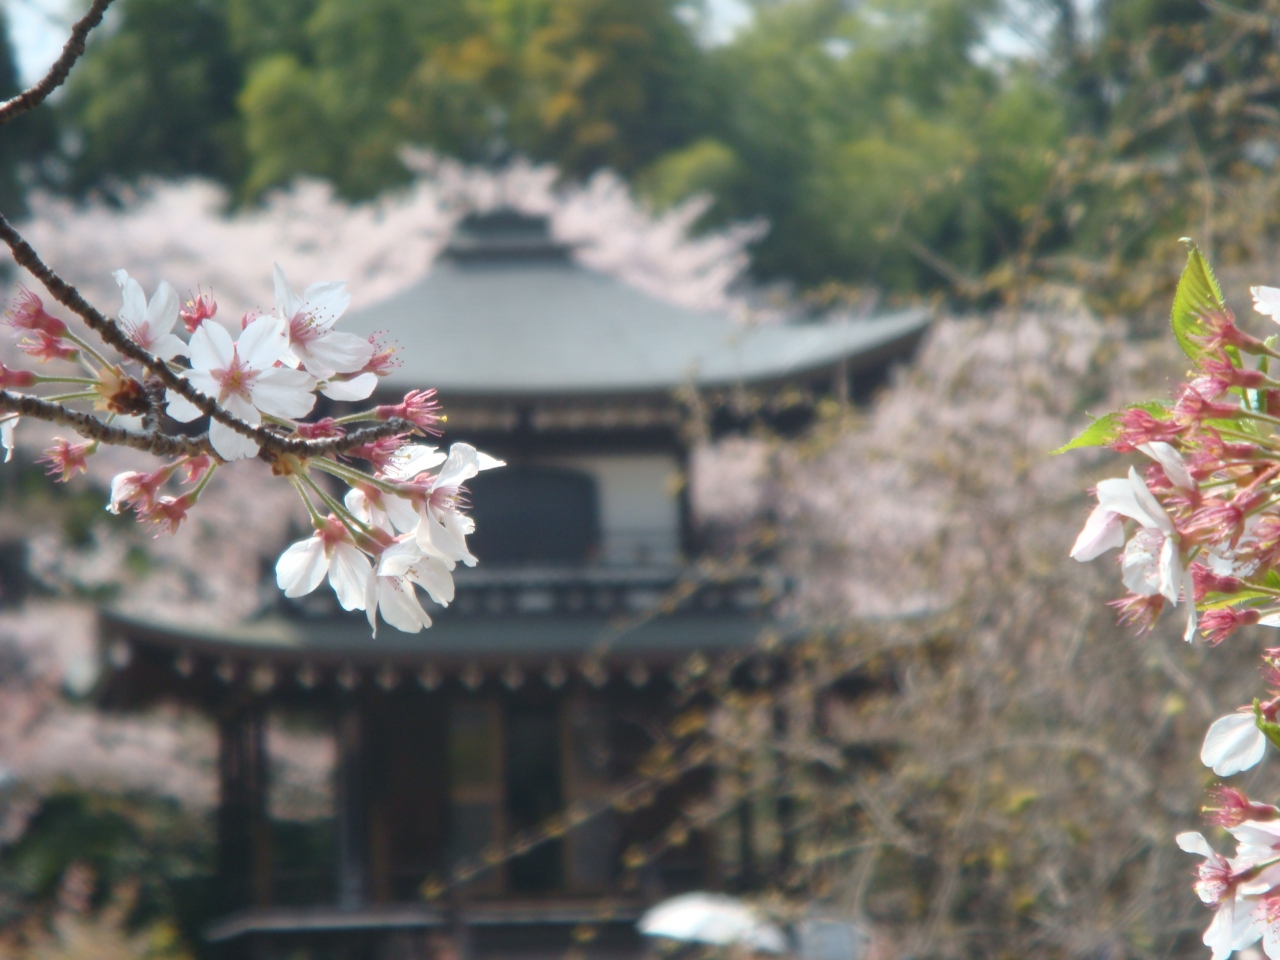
[0,0,114,127]
[0,214,416,458]
[0,392,208,457]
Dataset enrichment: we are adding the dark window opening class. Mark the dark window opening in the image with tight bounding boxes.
[504,699,563,892]
[467,466,599,564]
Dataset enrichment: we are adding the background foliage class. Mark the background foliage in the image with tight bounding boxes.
[4,0,1274,304]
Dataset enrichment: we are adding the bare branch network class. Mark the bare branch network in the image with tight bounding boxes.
[0,1,502,636]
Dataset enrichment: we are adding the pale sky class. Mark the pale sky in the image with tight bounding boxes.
[5,0,757,86]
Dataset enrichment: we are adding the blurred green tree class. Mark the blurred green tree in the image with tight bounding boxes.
[58,0,245,192]
[0,9,55,218]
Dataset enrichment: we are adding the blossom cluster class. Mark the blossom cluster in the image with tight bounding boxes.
[1067,246,1280,958]
[1,263,501,636]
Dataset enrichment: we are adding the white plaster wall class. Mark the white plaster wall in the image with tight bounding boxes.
[550,454,681,565]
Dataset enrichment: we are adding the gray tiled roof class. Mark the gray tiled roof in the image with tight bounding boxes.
[101,608,778,665]
[342,217,929,397]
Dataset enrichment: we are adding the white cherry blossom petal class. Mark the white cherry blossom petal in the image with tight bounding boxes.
[237,314,290,369]
[1202,712,1267,776]
[251,366,317,419]
[377,538,425,577]
[276,537,327,597]
[320,372,378,401]
[327,541,371,611]
[188,317,235,371]
[1071,505,1125,560]
[165,390,204,423]
[375,578,432,633]
[407,555,455,606]
[1254,285,1280,318]
[301,280,351,328]
[1177,831,1216,858]
[1,417,16,463]
[273,263,306,321]
[1138,441,1195,491]
[1158,534,1182,604]
[209,393,261,461]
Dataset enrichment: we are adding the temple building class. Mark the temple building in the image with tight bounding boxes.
[95,211,929,960]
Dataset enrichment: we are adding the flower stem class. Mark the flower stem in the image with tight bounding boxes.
[310,456,409,497]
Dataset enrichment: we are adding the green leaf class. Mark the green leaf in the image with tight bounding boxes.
[1053,401,1171,454]
[1171,239,1226,359]
[1200,592,1274,611]
[1053,413,1121,454]
[1255,699,1280,751]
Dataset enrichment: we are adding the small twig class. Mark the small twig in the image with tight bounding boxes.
[0,392,208,457]
[0,0,114,127]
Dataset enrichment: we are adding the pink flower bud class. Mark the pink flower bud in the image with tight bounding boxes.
[1200,607,1261,646]
[295,418,344,440]
[1191,562,1245,602]
[1201,352,1269,390]
[1192,310,1266,354]
[1110,407,1183,452]
[0,363,36,389]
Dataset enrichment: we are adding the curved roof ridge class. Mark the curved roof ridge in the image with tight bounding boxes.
[342,252,930,398]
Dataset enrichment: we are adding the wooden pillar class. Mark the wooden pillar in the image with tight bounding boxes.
[736,772,757,888]
[773,703,795,880]
[217,701,271,909]
[336,705,366,910]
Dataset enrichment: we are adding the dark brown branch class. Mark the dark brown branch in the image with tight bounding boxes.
[293,418,419,457]
[0,214,414,459]
[0,392,209,457]
[0,382,415,462]
[0,0,114,127]
[0,213,271,442]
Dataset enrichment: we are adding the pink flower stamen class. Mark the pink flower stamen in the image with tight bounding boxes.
[376,389,442,435]
[1109,593,1165,633]
[6,288,67,337]
[362,333,400,377]
[346,434,407,471]
[1203,786,1280,827]
[18,330,78,364]
[1199,606,1261,646]
[179,288,217,334]
[37,438,91,482]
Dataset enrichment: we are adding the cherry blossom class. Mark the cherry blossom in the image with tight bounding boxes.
[410,443,504,567]
[113,270,187,360]
[165,314,316,460]
[1178,831,1267,960]
[275,517,372,612]
[273,264,376,400]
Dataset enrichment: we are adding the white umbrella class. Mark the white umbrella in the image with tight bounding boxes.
[638,893,789,954]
